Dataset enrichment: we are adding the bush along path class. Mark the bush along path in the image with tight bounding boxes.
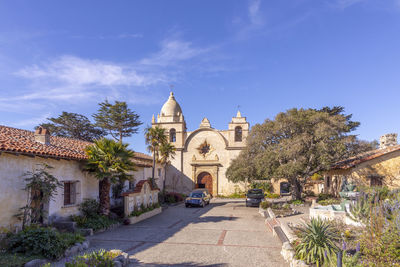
[2,225,89,266]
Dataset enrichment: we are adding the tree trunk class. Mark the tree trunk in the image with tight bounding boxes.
[163,164,167,194]
[152,148,156,180]
[291,178,302,200]
[99,178,111,216]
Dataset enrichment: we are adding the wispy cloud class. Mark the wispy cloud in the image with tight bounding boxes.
[6,35,226,118]
[140,38,210,66]
[330,0,366,9]
[233,0,266,40]
[248,0,264,26]
[71,33,143,40]
[17,55,163,88]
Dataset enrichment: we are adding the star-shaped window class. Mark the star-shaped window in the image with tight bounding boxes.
[198,140,211,156]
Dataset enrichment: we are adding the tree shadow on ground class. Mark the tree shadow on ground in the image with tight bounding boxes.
[87,200,244,266]
[128,258,228,267]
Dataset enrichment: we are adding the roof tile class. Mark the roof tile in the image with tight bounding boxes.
[331,145,400,170]
[0,125,153,166]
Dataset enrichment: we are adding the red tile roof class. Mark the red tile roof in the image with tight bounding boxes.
[0,125,153,166]
[331,145,400,170]
[122,179,159,196]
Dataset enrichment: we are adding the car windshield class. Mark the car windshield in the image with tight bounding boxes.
[190,193,203,198]
[247,189,263,195]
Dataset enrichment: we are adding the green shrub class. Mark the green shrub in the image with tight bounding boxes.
[289,199,304,205]
[317,193,334,201]
[304,190,316,197]
[6,226,84,259]
[164,192,184,203]
[78,199,100,218]
[347,194,371,223]
[129,203,159,217]
[271,203,291,210]
[220,192,246,198]
[359,204,400,266]
[250,182,272,193]
[71,215,118,232]
[260,201,270,209]
[66,249,121,267]
[59,232,85,247]
[318,198,341,206]
[265,192,280,199]
[295,218,339,266]
[0,251,43,267]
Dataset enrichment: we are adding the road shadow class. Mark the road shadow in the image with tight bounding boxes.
[128,258,227,267]
[86,200,245,266]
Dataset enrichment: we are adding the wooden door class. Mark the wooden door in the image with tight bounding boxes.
[197,172,213,196]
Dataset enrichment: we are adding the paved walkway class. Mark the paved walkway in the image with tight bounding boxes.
[86,199,287,267]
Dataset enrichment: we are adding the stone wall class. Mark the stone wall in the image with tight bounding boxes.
[0,153,99,230]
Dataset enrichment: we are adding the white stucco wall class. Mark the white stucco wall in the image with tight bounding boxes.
[0,153,99,229]
[163,128,246,196]
[122,164,164,193]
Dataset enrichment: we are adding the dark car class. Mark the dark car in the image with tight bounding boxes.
[185,190,211,208]
[245,189,265,207]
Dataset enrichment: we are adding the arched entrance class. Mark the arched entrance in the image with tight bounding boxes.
[197,172,213,195]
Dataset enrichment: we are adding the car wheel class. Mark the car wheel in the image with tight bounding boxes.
[185,204,189,208]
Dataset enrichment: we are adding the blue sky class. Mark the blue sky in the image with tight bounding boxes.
[1,0,400,153]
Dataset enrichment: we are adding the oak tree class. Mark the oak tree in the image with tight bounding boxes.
[226,107,373,200]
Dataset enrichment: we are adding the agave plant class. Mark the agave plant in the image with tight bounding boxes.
[295,218,339,266]
[347,193,371,224]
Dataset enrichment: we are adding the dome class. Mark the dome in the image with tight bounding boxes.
[160,92,182,117]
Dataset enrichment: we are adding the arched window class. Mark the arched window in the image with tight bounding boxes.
[169,128,176,142]
[234,126,242,142]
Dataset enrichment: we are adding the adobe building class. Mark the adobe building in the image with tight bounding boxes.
[324,133,400,196]
[0,125,159,230]
[152,92,249,196]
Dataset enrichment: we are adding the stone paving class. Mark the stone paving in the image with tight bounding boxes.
[86,199,287,267]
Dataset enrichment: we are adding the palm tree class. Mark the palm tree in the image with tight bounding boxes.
[85,138,136,215]
[145,126,167,184]
[158,142,176,193]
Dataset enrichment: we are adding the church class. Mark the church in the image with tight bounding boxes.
[152,92,249,196]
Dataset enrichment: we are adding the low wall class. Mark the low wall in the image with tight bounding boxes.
[260,206,310,267]
[309,206,346,221]
[309,205,362,226]
[127,207,162,225]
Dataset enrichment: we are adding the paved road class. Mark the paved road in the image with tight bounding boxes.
[88,199,288,267]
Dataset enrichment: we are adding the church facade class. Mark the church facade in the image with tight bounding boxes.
[152,92,249,196]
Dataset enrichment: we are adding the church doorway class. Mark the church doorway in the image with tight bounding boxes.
[197,172,213,196]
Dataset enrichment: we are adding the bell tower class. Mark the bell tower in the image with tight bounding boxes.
[152,92,186,150]
[228,110,249,147]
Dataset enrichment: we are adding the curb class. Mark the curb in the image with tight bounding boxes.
[259,205,310,267]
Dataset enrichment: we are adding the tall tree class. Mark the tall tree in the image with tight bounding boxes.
[93,100,142,143]
[144,126,167,184]
[226,107,370,200]
[85,138,136,215]
[158,142,176,193]
[38,112,106,142]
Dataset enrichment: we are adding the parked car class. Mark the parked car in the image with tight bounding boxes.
[185,189,211,208]
[194,188,212,199]
[245,189,265,207]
